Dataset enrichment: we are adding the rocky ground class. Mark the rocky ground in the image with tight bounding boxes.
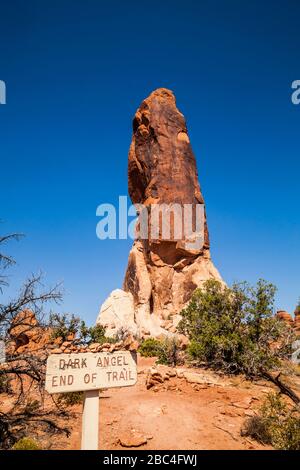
[16,355,289,451]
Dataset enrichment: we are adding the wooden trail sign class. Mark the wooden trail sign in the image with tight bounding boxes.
[46,351,137,393]
[45,350,137,449]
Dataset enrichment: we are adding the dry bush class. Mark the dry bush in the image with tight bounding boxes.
[242,393,300,450]
[0,229,69,449]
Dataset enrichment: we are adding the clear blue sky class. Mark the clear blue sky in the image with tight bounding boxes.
[0,0,299,324]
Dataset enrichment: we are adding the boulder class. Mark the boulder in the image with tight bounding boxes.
[96,289,137,337]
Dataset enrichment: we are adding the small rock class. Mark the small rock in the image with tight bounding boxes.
[89,342,100,349]
[100,342,112,349]
[231,397,253,409]
[176,368,185,378]
[146,367,166,389]
[66,333,75,341]
[52,348,61,354]
[164,367,176,378]
[184,371,220,386]
[118,431,147,448]
[220,409,242,417]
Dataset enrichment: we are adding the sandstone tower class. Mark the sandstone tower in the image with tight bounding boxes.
[97,89,222,337]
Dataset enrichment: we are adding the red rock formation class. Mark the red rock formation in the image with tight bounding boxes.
[9,310,52,353]
[276,310,294,326]
[294,308,300,334]
[97,89,222,337]
[122,89,222,334]
[276,309,300,338]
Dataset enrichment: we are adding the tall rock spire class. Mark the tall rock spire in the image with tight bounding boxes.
[123,89,222,330]
[98,89,222,337]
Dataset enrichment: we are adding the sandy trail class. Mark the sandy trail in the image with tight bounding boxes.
[61,357,271,451]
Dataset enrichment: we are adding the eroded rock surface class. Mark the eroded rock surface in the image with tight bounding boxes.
[98,88,222,337]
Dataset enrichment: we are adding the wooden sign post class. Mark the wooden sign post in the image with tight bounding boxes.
[45,350,137,450]
[81,390,99,450]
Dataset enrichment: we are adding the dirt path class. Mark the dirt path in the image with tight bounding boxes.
[61,357,272,450]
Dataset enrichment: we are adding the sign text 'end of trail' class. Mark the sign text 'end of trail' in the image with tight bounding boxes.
[45,350,137,394]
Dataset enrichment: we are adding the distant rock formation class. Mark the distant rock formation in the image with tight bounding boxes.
[8,310,52,354]
[276,309,300,364]
[276,310,294,326]
[295,308,300,334]
[97,88,222,337]
[276,309,300,335]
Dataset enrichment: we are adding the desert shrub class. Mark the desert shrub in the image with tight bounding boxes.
[50,313,80,341]
[157,337,183,367]
[79,322,115,345]
[179,279,295,376]
[139,337,183,366]
[57,391,83,407]
[12,437,41,450]
[242,393,300,450]
[138,338,162,357]
[50,314,115,346]
[242,414,272,444]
